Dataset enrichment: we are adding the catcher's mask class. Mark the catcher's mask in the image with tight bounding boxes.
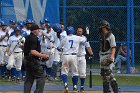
[99,20,111,30]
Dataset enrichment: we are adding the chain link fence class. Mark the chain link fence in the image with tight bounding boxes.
[0,0,140,74]
[60,0,140,74]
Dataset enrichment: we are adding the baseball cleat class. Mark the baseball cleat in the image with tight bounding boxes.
[80,87,85,93]
[73,86,78,93]
[64,85,69,93]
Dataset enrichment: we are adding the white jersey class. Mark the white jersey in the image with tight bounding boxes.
[60,30,67,40]
[7,26,14,35]
[77,35,91,56]
[40,30,55,48]
[22,28,31,35]
[38,28,47,41]
[8,35,25,52]
[0,30,9,46]
[60,35,86,54]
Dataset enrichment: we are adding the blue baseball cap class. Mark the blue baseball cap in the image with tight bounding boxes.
[9,20,16,24]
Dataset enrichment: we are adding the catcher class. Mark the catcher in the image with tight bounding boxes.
[99,20,120,93]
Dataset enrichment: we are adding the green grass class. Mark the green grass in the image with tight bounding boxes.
[54,75,140,86]
[0,75,140,86]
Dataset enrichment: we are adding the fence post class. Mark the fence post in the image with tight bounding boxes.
[131,0,135,68]
[63,0,66,27]
[126,0,131,74]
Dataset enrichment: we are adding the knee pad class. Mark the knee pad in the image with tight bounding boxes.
[100,68,112,76]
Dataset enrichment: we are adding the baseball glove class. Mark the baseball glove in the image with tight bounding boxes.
[101,56,114,66]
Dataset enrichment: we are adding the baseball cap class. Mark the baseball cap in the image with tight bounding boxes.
[46,23,51,28]
[14,26,21,31]
[31,24,40,31]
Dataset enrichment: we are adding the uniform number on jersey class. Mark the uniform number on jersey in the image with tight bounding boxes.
[69,40,73,48]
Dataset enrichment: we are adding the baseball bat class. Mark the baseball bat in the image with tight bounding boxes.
[89,57,92,88]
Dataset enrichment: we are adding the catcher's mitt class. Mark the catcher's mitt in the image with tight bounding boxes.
[101,56,114,66]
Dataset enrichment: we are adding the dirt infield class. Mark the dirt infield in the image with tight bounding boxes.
[0,91,139,93]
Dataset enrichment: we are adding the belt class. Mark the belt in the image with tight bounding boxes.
[100,53,110,56]
[14,51,22,53]
[0,45,7,47]
[64,53,77,55]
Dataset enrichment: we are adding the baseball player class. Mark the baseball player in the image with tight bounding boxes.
[76,26,93,92]
[99,20,119,93]
[0,21,9,78]
[22,19,32,35]
[40,23,55,78]
[10,21,27,80]
[6,26,25,81]
[10,21,27,38]
[50,23,67,81]
[59,26,86,93]
[6,20,16,35]
[38,20,47,41]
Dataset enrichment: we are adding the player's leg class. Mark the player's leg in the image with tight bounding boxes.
[78,56,86,92]
[71,55,79,92]
[100,68,111,93]
[61,55,69,92]
[45,49,54,79]
[6,54,15,80]
[51,49,60,80]
[0,47,7,78]
[15,52,23,81]
[100,55,111,93]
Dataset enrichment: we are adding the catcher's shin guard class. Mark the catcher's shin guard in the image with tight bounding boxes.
[103,80,111,93]
[111,80,119,93]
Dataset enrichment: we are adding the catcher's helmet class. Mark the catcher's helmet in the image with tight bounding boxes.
[52,23,62,33]
[99,20,110,30]
[67,26,75,35]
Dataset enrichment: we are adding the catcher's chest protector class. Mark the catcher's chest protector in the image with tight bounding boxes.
[100,32,111,52]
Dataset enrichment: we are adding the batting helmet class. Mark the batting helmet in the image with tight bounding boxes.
[52,23,62,33]
[67,26,75,35]
[99,20,110,30]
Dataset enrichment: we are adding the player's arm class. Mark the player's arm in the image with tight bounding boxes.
[0,31,9,42]
[110,34,116,58]
[86,42,94,56]
[5,38,11,55]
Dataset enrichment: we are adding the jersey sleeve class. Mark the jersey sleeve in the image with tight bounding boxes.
[109,34,116,48]
[85,42,91,48]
